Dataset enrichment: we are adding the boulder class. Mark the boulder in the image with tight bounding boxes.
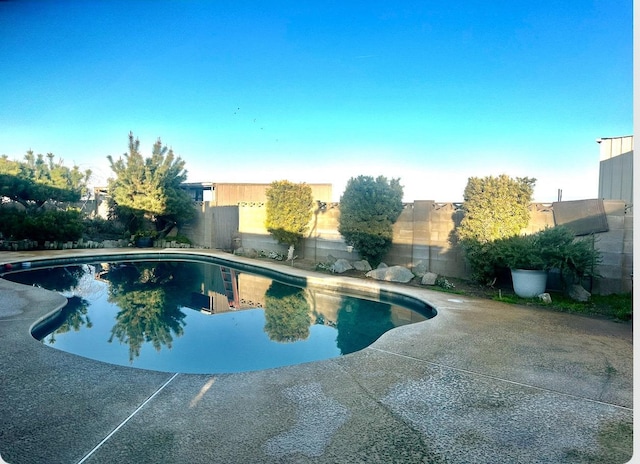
[244,248,258,258]
[377,262,388,269]
[331,259,353,273]
[366,265,415,283]
[567,284,591,302]
[412,260,429,277]
[352,260,372,272]
[325,254,338,265]
[538,293,552,304]
[421,272,438,286]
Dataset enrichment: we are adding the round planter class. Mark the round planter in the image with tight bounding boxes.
[510,269,548,298]
[135,237,153,248]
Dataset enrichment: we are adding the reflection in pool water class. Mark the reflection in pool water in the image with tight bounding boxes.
[7,260,432,373]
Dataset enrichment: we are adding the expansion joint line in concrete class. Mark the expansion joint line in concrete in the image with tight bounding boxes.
[76,372,180,464]
[369,348,633,412]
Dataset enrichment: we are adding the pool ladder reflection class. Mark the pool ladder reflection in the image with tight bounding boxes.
[220,266,240,309]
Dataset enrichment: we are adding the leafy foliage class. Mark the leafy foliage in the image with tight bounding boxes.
[458,174,536,243]
[464,225,602,286]
[107,132,195,237]
[338,175,404,267]
[265,180,314,247]
[0,151,91,207]
[82,216,127,241]
[0,152,90,243]
[0,206,84,242]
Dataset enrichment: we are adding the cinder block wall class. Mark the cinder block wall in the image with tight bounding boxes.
[205,200,632,295]
[590,200,633,294]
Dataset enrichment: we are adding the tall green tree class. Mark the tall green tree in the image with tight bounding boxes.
[457,174,536,243]
[265,180,314,247]
[107,132,195,237]
[338,175,404,267]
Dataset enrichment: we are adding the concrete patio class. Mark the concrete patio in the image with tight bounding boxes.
[0,249,633,463]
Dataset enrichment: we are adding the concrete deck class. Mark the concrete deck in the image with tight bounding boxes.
[0,249,633,463]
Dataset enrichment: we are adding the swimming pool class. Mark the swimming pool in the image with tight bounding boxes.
[3,256,435,373]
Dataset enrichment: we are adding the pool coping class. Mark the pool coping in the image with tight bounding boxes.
[0,248,634,463]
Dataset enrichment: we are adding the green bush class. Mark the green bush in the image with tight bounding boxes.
[0,207,83,243]
[457,175,536,243]
[460,238,506,284]
[463,226,601,286]
[338,175,403,267]
[265,180,314,247]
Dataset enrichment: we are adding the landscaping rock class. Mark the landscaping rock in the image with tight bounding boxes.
[366,265,415,283]
[421,272,438,286]
[538,293,552,304]
[412,260,429,277]
[352,260,372,272]
[331,259,353,273]
[567,284,591,302]
[325,254,338,265]
[377,262,388,269]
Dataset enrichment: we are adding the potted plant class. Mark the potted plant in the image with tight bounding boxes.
[497,226,600,298]
[498,233,549,298]
[133,230,156,248]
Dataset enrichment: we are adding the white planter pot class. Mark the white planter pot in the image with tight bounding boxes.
[510,269,548,298]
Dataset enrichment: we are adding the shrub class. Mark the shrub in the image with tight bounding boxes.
[460,238,506,284]
[265,180,314,247]
[82,217,127,241]
[338,175,403,267]
[458,175,536,243]
[0,207,83,243]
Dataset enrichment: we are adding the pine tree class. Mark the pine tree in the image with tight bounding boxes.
[107,132,195,236]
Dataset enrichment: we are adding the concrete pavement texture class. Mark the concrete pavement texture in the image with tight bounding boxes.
[0,249,633,463]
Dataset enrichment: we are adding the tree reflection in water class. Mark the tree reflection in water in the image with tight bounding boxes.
[336,297,394,354]
[8,265,86,292]
[264,281,311,342]
[45,295,92,345]
[10,265,94,344]
[104,262,196,362]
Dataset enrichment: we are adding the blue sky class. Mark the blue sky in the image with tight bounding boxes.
[0,1,632,202]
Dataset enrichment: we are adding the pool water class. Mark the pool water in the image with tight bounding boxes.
[6,260,433,373]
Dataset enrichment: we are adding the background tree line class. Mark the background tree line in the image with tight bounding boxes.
[0,152,91,243]
[0,132,195,245]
